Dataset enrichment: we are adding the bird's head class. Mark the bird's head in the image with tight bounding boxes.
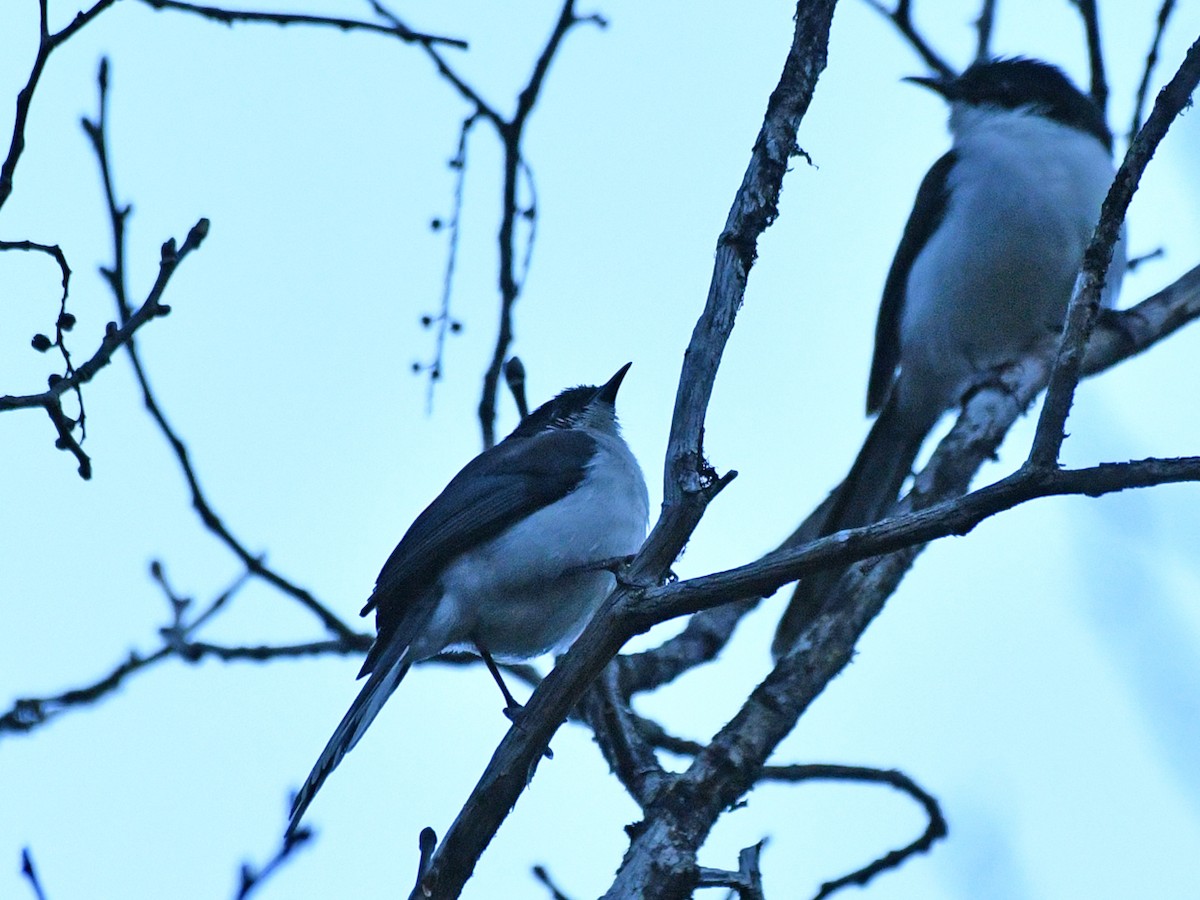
[506,362,631,440]
[906,57,1111,151]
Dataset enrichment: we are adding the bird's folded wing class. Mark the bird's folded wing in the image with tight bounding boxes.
[869,149,957,414]
[357,428,596,674]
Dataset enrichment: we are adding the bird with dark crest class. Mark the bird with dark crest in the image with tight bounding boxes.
[287,364,648,836]
[774,58,1125,657]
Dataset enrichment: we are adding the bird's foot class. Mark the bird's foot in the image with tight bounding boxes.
[1096,307,1139,353]
[503,703,554,759]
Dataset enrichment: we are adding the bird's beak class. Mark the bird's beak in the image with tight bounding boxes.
[596,362,632,405]
[904,72,958,100]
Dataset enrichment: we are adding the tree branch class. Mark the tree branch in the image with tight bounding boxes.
[1071,0,1109,113]
[406,0,839,888]
[863,0,954,77]
[0,0,118,211]
[1128,0,1178,145]
[137,0,467,48]
[79,61,358,639]
[1027,33,1200,469]
[756,765,945,899]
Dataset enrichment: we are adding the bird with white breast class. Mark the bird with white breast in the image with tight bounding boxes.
[774,58,1126,656]
[287,363,649,836]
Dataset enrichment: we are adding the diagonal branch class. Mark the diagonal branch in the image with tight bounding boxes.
[80,61,358,640]
[0,0,118,211]
[0,220,206,477]
[407,3,840,897]
[863,0,954,77]
[1129,0,1178,144]
[1027,33,1200,469]
[1072,0,1109,113]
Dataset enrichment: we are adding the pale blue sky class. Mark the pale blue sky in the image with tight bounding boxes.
[3,2,1199,898]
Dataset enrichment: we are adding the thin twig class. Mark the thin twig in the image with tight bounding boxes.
[1027,35,1200,469]
[1128,0,1177,145]
[20,848,48,900]
[863,0,955,77]
[973,0,997,62]
[759,765,946,899]
[138,0,466,48]
[234,825,312,899]
[0,0,119,211]
[1072,0,1109,114]
[419,113,478,406]
[79,61,357,639]
[0,223,204,475]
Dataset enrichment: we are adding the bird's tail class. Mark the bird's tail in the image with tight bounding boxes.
[771,393,932,659]
[286,647,412,838]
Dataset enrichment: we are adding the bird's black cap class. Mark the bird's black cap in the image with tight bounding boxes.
[506,363,632,440]
[906,57,1111,151]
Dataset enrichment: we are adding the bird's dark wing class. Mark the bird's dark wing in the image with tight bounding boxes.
[357,427,596,675]
[867,150,957,414]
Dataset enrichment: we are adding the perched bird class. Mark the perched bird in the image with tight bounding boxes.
[773,58,1125,657]
[287,364,649,835]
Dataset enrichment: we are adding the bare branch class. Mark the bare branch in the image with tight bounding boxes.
[417,113,478,402]
[532,864,574,900]
[477,0,605,447]
[578,666,668,808]
[973,0,997,62]
[79,61,358,639]
[1071,0,1109,113]
[0,220,206,476]
[20,848,48,900]
[372,0,601,446]
[695,842,766,899]
[1,646,172,737]
[863,0,955,77]
[1129,0,1178,144]
[1028,34,1200,469]
[0,0,118,211]
[617,599,757,694]
[758,765,946,899]
[137,0,467,48]
[234,820,312,899]
[1,628,369,739]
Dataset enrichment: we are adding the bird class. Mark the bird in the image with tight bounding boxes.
[287,363,649,836]
[772,57,1126,657]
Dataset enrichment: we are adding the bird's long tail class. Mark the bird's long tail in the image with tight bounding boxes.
[771,393,932,659]
[286,647,412,838]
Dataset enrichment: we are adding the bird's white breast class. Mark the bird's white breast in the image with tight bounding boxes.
[898,106,1125,417]
[415,429,649,660]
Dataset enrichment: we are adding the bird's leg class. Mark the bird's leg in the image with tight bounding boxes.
[570,555,672,589]
[474,639,523,717]
[474,639,554,760]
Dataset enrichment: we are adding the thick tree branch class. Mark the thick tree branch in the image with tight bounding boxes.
[407,3,838,896]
